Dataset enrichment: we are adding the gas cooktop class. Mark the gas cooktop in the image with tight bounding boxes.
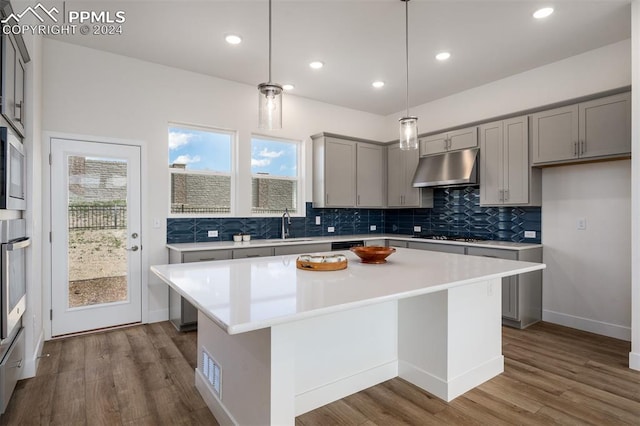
[412,235,488,243]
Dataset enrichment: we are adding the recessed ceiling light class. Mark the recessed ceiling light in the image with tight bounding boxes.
[309,61,324,69]
[435,52,451,61]
[533,7,554,19]
[225,34,242,45]
[282,84,295,91]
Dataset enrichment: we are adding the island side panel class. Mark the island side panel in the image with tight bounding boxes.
[196,311,271,425]
[398,278,503,402]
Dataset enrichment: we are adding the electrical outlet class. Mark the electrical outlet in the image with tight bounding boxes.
[487,282,494,296]
[327,226,335,233]
[524,231,536,238]
[577,218,587,230]
[153,218,161,229]
[315,216,321,225]
[414,225,421,233]
[370,225,377,231]
[208,230,218,238]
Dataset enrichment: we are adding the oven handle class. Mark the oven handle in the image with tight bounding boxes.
[6,238,30,251]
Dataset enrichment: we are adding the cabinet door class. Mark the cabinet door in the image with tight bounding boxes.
[1,34,17,129]
[502,276,519,320]
[356,143,384,207]
[182,250,232,263]
[387,239,408,248]
[479,121,504,205]
[531,104,578,164]
[420,133,448,156]
[386,144,404,207]
[579,92,631,159]
[13,56,24,135]
[324,138,356,207]
[402,148,421,207]
[273,243,331,256]
[503,116,529,205]
[448,127,478,151]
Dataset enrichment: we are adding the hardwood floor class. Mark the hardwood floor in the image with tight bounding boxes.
[1,321,638,425]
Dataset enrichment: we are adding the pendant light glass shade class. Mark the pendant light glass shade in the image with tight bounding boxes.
[399,116,418,150]
[258,0,283,129]
[258,83,283,129]
[399,0,418,150]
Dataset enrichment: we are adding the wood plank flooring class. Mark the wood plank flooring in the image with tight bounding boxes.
[1,321,638,425]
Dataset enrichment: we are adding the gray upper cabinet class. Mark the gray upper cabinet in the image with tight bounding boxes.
[312,134,384,208]
[1,32,25,137]
[532,92,630,166]
[419,126,478,156]
[387,143,433,208]
[356,143,385,207]
[480,116,540,206]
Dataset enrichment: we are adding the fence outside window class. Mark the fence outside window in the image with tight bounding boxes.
[68,205,127,230]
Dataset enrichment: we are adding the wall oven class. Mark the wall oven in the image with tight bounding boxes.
[0,219,28,340]
[0,127,26,211]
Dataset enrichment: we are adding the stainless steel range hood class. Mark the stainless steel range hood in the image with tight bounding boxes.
[412,148,479,188]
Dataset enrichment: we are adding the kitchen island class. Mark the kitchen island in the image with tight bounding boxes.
[151,247,545,425]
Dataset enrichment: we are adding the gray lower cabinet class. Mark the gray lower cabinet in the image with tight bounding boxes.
[232,247,274,259]
[387,239,408,248]
[273,243,331,255]
[407,241,466,254]
[364,239,386,247]
[0,327,24,414]
[466,246,542,328]
[168,249,233,331]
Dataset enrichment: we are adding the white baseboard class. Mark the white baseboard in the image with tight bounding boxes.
[630,352,640,371]
[20,330,45,379]
[195,367,237,425]
[147,308,169,324]
[399,356,503,402]
[543,309,631,341]
[295,361,398,416]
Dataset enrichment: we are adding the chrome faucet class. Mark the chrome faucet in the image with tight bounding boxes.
[281,208,291,239]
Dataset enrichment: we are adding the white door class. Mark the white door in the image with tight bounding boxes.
[50,138,142,336]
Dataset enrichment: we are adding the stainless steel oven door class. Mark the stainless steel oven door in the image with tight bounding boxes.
[1,127,26,211]
[1,237,29,339]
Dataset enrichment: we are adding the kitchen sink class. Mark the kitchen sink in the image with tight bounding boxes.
[270,238,314,243]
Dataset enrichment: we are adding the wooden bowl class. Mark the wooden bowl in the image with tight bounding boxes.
[350,246,396,264]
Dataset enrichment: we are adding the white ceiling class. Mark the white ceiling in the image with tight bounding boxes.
[47,0,631,115]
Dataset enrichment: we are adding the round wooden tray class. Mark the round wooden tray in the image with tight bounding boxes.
[296,254,348,271]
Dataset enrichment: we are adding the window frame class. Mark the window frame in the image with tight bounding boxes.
[168,123,237,218]
[250,134,304,217]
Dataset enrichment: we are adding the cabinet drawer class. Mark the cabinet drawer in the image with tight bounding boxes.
[408,241,465,254]
[182,249,232,263]
[0,328,25,414]
[387,239,407,248]
[232,247,274,259]
[274,243,331,256]
[466,247,518,260]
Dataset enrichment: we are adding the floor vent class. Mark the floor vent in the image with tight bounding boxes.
[202,347,221,398]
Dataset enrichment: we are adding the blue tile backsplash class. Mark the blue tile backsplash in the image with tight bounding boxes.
[167,187,541,244]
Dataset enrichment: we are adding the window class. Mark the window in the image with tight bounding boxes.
[169,125,233,214]
[251,136,300,214]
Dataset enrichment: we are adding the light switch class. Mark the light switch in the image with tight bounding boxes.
[153,218,161,229]
[577,218,586,230]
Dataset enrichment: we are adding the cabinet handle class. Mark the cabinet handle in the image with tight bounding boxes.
[357,195,360,205]
[499,189,504,202]
[504,189,509,201]
[15,101,22,121]
[580,140,585,156]
[245,254,260,258]
[447,139,452,150]
[443,140,448,151]
[573,141,578,157]
[326,194,329,204]
[199,257,218,261]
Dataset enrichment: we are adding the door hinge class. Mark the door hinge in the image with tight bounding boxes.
[50,309,53,320]
[49,153,52,165]
[49,231,52,242]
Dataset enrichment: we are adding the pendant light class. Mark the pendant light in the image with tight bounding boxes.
[258,0,283,129]
[399,0,418,150]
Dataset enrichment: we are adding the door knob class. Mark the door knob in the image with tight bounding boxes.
[126,245,139,252]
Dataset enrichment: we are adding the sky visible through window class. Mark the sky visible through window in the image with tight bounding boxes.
[251,137,297,178]
[168,126,231,172]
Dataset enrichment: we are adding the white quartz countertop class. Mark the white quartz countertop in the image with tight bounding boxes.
[166,234,541,252]
[151,247,545,335]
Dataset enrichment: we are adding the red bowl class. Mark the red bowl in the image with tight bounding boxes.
[350,246,396,264]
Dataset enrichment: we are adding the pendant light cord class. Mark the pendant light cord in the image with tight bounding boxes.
[268,0,272,84]
[405,0,409,117]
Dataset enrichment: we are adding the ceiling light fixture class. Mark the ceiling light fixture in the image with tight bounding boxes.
[309,61,324,69]
[257,0,283,130]
[283,84,295,91]
[372,81,385,88]
[399,0,418,151]
[435,51,451,61]
[225,34,242,45]
[533,7,554,19]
